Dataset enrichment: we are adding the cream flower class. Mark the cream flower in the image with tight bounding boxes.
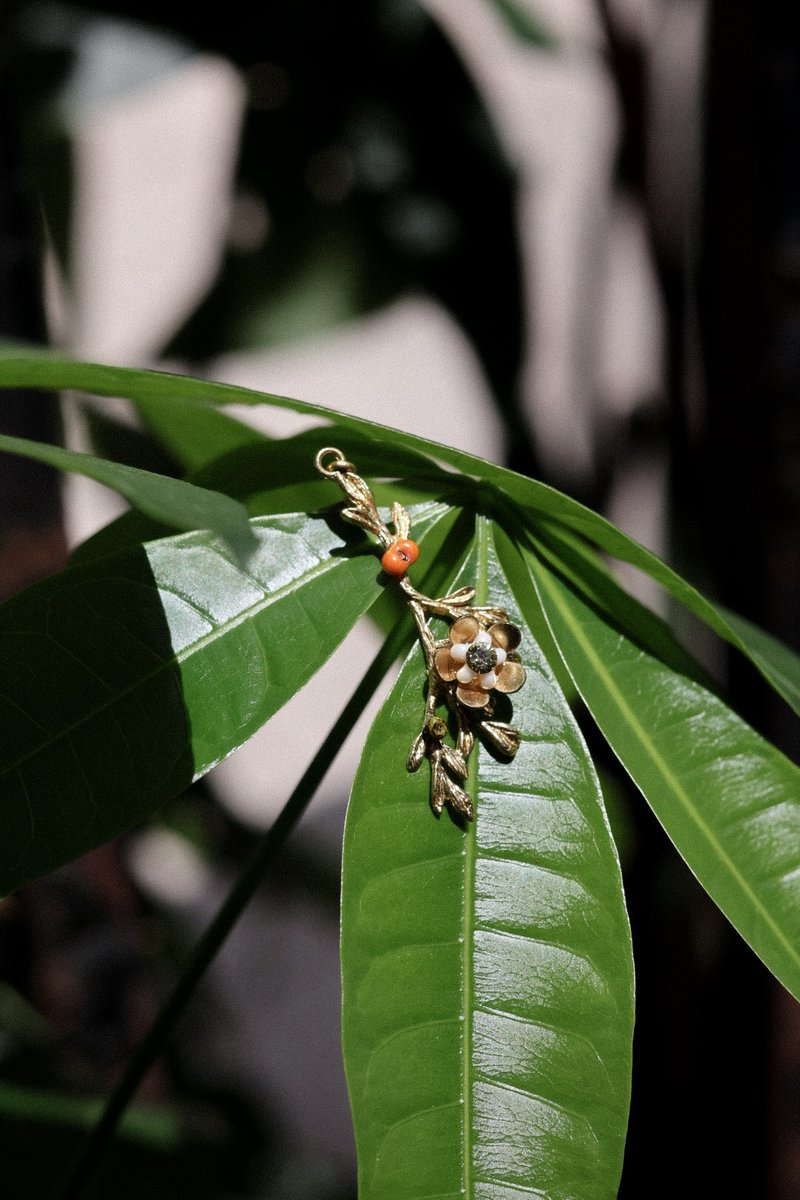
[435,616,525,709]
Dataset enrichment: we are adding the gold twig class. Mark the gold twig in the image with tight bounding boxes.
[315,449,525,820]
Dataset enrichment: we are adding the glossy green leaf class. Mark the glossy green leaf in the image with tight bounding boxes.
[82,404,182,477]
[69,427,456,566]
[715,604,800,718]
[187,425,455,516]
[0,431,255,558]
[1,350,797,714]
[0,502,452,892]
[342,517,633,1200]
[523,518,800,722]
[526,544,800,1001]
[532,520,715,691]
[130,388,269,473]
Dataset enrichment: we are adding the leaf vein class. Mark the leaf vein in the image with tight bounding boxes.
[0,550,343,780]
[475,1074,598,1142]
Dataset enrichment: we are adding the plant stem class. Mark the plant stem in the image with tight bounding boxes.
[59,620,410,1200]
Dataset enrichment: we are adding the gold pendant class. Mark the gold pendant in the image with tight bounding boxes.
[315,448,525,821]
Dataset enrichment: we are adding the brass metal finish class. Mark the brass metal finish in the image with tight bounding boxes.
[316,449,525,820]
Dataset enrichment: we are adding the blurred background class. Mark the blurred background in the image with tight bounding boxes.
[1,0,799,1195]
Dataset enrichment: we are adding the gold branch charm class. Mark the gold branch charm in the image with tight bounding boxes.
[315,448,525,821]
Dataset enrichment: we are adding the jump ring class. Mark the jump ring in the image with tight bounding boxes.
[315,446,356,476]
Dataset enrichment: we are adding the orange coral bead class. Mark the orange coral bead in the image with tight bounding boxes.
[381,538,419,577]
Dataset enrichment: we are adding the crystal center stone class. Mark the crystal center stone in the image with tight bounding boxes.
[466,642,498,673]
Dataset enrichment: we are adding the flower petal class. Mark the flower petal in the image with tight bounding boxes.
[494,660,525,693]
[450,616,479,643]
[457,684,491,708]
[450,643,468,664]
[479,671,497,690]
[488,622,522,651]
[435,646,457,682]
[456,665,476,685]
[474,630,492,646]
[494,647,507,666]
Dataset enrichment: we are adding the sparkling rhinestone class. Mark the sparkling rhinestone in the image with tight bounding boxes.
[466,642,498,673]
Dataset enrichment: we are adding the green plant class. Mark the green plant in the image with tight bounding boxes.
[0,347,798,1199]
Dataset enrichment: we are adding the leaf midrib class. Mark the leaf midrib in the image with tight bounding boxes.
[534,560,800,976]
[460,517,491,1197]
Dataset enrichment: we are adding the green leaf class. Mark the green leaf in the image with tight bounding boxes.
[715,604,800,718]
[341,517,633,1200]
[526,544,800,1002]
[525,518,800,722]
[0,346,525,495]
[70,427,456,566]
[82,404,182,477]
[130,389,269,473]
[1,350,797,715]
[532,520,715,691]
[0,432,255,558]
[0,502,454,892]
[188,425,455,512]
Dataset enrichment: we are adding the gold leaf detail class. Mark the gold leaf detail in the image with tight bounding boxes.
[481,720,521,758]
